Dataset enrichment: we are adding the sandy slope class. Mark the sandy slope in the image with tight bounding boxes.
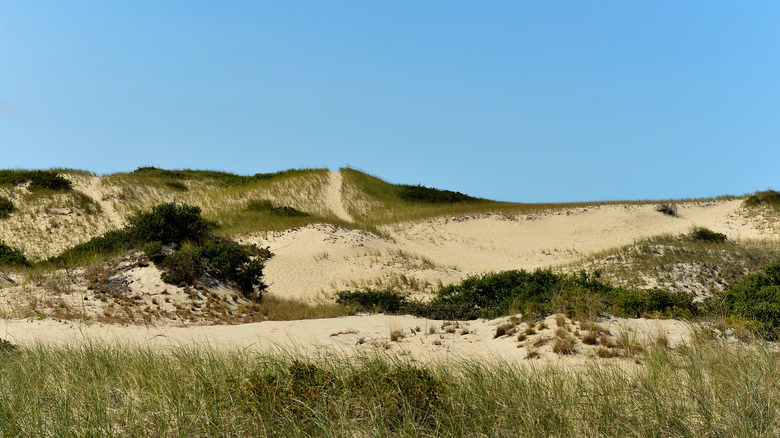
[251,199,771,303]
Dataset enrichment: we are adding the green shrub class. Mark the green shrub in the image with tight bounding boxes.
[143,241,166,265]
[690,226,727,243]
[397,184,478,204]
[336,289,407,313]
[715,264,780,338]
[0,196,13,219]
[656,203,678,217]
[194,241,266,295]
[0,170,71,191]
[745,190,780,209]
[160,249,203,285]
[0,242,30,267]
[605,288,696,318]
[128,203,211,245]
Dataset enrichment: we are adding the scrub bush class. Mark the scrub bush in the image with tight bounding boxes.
[0,242,30,267]
[0,197,13,219]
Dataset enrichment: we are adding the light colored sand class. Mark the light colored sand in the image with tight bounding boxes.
[252,199,772,303]
[324,171,353,223]
[0,312,698,364]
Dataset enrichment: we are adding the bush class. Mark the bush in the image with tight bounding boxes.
[0,196,13,219]
[143,241,167,265]
[159,241,266,296]
[656,203,678,217]
[128,203,211,245]
[160,249,203,286]
[194,241,266,295]
[690,226,727,243]
[336,289,407,313]
[605,288,696,318]
[0,170,71,191]
[745,190,780,209]
[715,264,780,338]
[0,242,30,267]
[397,184,478,204]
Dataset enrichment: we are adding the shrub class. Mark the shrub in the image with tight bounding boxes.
[0,170,71,190]
[397,184,478,204]
[656,203,678,217]
[745,190,780,209]
[128,203,211,245]
[605,288,696,318]
[0,242,30,267]
[715,264,780,338]
[194,241,265,295]
[143,241,167,265]
[0,196,13,219]
[336,289,407,313]
[690,226,727,243]
[160,249,203,286]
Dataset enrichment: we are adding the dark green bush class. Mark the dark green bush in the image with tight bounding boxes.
[605,288,696,318]
[160,249,203,285]
[0,197,13,219]
[715,264,780,338]
[690,227,727,243]
[128,203,211,245]
[143,241,166,265]
[0,242,30,267]
[397,184,478,204]
[0,170,71,191]
[336,289,407,313]
[194,241,266,295]
[656,203,678,217]
[745,190,780,209]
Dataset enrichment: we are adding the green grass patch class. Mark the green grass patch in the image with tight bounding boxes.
[0,170,72,191]
[0,196,13,219]
[745,189,780,209]
[0,339,777,436]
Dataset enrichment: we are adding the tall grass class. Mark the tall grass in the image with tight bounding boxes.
[0,337,777,436]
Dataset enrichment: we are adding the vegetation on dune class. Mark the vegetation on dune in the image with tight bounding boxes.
[48,202,267,298]
[338,269,697,321]
[0,242,31,268]
[245,199,309,217]
[713,263,780,338]
[745,189,780,209]
[0,339,777,436]
[0,196,13,219]
[130,166,316,187]
[0,170,72,191]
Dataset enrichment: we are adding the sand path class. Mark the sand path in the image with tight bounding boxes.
[73,175,125,227]
[325,171,353,223]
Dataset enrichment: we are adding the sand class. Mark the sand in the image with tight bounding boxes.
[1,172,777,362]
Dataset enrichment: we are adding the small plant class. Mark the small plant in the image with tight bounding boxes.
[494,321,516,338]
[335,289,407,313]
[582,331,598,345]
[656,203,678,217]
[143,241,167,265]
[690,226,727,243]
[390,328,404,342]
[553,335,576,355]
[555,314,566,327]
[0,196,13,219]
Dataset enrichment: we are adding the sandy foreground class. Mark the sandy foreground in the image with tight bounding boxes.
[0,313,696,365]
[1,177,777,361]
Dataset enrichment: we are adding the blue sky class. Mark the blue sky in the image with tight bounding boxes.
[1,2,778,203]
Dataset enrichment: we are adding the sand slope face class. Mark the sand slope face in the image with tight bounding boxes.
[248,199,776,303]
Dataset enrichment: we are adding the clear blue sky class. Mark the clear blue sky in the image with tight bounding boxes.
[1,2,778,202]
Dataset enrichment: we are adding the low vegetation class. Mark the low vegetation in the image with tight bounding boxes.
[0,196,13,219]
[0,242,31,268]
[0,338,777,436]
[0,170,72,191]
[338,269,697,321]
[745,189,780,209]
[712,263,780,338]
[49,202,266,298]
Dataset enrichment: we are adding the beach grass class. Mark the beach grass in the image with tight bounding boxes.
[0,334,777,437]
